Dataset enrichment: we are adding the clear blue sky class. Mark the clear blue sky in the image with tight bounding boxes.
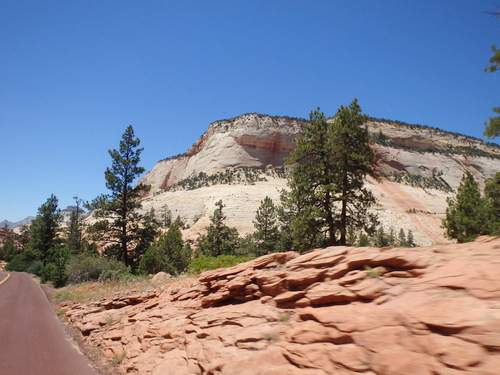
[1,0,499,222]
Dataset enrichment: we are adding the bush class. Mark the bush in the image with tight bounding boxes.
[26,260,44,275]
[66,255,131,284]
[138,222,192,276]
[188,254,253,275]
[40,262,68,287]
[5,253,29,272]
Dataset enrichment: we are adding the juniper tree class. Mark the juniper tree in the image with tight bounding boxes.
[285,99,378,249]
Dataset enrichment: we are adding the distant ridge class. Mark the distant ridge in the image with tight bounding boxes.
[2,206,87,230]
[0,217,34,229]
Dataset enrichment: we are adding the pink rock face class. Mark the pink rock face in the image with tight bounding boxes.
[62,236,500,374]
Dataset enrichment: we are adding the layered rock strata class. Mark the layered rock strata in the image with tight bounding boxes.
[62,236,500,374]
[134,113,500,246]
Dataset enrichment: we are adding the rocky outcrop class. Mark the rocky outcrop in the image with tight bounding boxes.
[138,114,304,192]
[62,236,500,374]
[139,114,500,196]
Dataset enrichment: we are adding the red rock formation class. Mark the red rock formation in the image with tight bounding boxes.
[62,236,500,374]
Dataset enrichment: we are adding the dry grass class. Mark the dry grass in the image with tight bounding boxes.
[54,274,198,306]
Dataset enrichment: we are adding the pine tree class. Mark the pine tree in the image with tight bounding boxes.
[285,99,378,250]
[88,125,155,268]
[398,228,406,247]
[375,226,389,248]
[253,196,279,255]
[161,204,172,228]
[484,171,500,235]
[28,194,62,266]
[198,200,238,256]
[357,233,370,247]
[406,229,416,247]
[139,222,191,275]
[442,171,488,242]
[0,230,19,262]
[66,196,84,254]
[484,35,500,138]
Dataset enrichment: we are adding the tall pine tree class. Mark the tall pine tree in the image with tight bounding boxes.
[88,125,157,268]
[28,194,61,266]
[285,99,378,250]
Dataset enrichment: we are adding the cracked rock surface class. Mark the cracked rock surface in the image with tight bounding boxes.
[62,236,500,374]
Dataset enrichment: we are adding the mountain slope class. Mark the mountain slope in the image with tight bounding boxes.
[137,113,500,245]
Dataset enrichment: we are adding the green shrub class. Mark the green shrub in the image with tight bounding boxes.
[66,255,131,284]
[138,222,192,276]
[25,260,44,275]
[5,253,29,272]
[98,269,130,282]
[188,254,252,275]
[40,262,68,287]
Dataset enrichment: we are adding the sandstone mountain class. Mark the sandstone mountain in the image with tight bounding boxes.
[61,236,500,374]
[137,113,500,246]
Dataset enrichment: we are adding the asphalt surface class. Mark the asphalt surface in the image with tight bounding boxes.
[0,272,98,375]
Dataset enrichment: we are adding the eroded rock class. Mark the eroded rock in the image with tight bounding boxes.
[62,236,500,374]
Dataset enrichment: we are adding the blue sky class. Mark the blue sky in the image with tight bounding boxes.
[1,0,499,222]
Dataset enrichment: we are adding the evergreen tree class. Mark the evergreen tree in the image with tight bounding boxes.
[88,126,154,268]
[161,204,172,228]
[484,17,500,138]
[406,229,416,247]
[357,233,370,247]
[139,222,191,275]
[133,208,160,265]
[27,194,62,266]
[0,231,19,262]
[285,99,378,249]
[40,244,70,287]
[375,226,389,247]
[388,228,396,246]
[66,196,84,254]
[398,228,406,247]
[198,200,238,256]
[275,189,298,252]
[442,171,488,242]
[484,171,500,235]
[253,196,279,255]
[346,226,357,246]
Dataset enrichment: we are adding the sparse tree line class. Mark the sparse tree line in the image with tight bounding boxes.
[370,128,500,160]
[380,170,453,193]
[157,167,287,194]
[1,100,499,288]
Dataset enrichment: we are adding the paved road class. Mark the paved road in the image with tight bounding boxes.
[0,272,98,375]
